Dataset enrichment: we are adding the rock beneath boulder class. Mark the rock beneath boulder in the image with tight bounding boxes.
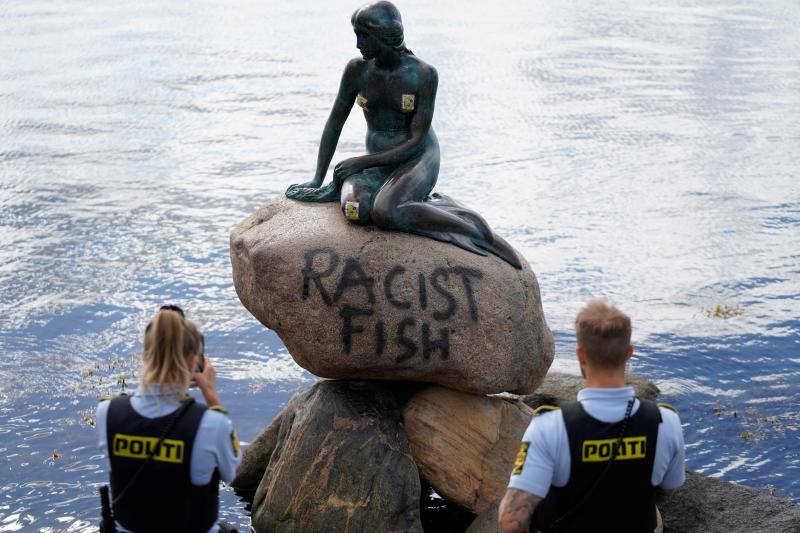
[402,385,533,515]
[464,497,501,533]
[515,371,659,410]
[401,373,660,520]
[661,470,800,533]
[462,471,800,533]
[230,198,554,395]
[232,395,298,492]
[234,380,423,533]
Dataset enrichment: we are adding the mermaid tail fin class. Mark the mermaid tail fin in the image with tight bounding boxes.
[413,193,523,269]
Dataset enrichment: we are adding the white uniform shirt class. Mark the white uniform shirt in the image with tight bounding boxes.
[508,387,685,498]
[96,386,241,533]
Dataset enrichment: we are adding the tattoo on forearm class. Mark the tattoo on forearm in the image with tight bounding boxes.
[499,488,542,533]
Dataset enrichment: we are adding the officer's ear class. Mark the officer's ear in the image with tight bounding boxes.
[576,346,588,366]
[626,344,634,360]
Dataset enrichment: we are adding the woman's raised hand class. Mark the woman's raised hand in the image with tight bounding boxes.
[192,356,220,407]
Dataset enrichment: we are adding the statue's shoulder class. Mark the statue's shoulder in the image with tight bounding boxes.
[343,58,369,88]
[404,55,437,83]
[405,54,435,71]
[346,57,369,72]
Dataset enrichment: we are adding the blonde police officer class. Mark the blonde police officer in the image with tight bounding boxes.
[96,306,241,532]
[499,301,685,533]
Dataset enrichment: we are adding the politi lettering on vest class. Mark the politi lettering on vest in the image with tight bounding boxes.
[112,434,185,464]
[581,436,647,462]
[300,248,483,364]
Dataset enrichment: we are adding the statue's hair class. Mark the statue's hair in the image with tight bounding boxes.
[575,300,632,369]
[351,1,411,54]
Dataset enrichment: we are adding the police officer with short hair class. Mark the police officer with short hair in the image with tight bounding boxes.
[96,306,241,532]
[499,301,685,533]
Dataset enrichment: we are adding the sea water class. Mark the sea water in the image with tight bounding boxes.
[1,0,798,529]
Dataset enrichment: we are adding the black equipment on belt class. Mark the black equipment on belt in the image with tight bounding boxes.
[532,397,662,533]
[99,484,116,533]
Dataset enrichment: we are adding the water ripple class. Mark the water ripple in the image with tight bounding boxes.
[0,0,798,528]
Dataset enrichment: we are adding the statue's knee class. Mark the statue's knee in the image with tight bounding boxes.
[340,190,375,225]
[370,197,394,228]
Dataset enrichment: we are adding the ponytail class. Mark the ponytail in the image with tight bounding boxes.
[141,309,202,400]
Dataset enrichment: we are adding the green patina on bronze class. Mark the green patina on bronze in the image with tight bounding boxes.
[285,1,522,269]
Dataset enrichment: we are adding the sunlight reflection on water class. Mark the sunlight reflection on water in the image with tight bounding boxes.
[1,0,799,529]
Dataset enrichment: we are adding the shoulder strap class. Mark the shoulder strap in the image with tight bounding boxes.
[635,399,664,426]
[106,395,135,429]
[532,404,560,417]
[110,398,196,506]
[657,402,678,414]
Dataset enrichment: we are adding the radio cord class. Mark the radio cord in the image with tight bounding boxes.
[546,397,636,531]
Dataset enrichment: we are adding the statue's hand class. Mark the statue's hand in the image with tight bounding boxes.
[286,184,315,200]
[285,181,340,203]
[287,179,321,192]
[286,180,320,200]
[333,157,365,182]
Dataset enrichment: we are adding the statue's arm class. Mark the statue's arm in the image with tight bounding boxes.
[307,60,361,187]
[334,66,437,180]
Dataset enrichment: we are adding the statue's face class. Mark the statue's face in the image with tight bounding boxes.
[355,29,380,60]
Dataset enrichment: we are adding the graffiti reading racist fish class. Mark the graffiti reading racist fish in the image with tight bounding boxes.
[301,248,483,364]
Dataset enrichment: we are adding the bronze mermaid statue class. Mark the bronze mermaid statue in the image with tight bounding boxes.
[286,1,522,269]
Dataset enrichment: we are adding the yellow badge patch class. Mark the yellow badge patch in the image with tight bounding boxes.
[356,94,368,109]
[512,442,530,475]
[230,430,240,457]
[401,94,415,112]
[582,436,647,462]
[345,201,360,221]
[112,433,185,464]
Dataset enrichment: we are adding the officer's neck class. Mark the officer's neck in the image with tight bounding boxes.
[581,364,627,389]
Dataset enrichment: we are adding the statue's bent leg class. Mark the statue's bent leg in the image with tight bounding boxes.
[372,149,481,239]
[371,145,523,269]
[339,168,388,225]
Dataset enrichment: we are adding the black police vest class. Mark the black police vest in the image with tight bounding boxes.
[106,396,219,532]
[532,399,662,533]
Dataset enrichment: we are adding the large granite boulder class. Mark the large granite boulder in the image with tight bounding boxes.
[403,372,658,517]
[233,380,423,533]
[463,472,800,533]
[402,385,533,514]
[464,497,501,533]
[230,198,554,395]
[661,470,800,533]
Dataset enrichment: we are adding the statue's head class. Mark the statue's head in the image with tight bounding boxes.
[351,1,409,59]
